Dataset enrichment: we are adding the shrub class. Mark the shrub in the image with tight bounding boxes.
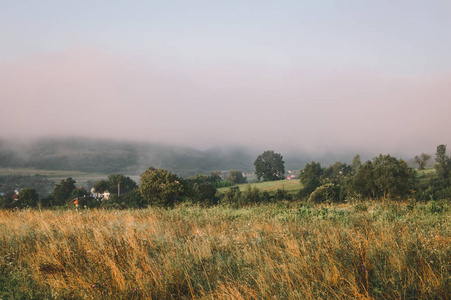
[308,183,340,203]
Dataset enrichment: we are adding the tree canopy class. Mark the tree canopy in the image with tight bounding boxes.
[52,177,77,205]
[254,150,285,181]
[299,162,323,196]
[435,144,451,185]
[139,168,187,207]
[349,154,416,200]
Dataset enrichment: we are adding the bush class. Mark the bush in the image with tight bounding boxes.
[308,184,340,203]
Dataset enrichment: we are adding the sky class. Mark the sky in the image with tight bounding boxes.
[1,0,450,156]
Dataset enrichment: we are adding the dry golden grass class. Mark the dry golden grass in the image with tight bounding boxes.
[0,201,449,299]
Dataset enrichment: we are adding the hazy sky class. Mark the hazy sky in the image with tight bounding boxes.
[1,0,450,155]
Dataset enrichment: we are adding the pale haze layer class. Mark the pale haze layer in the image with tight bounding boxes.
[1,1,450,156]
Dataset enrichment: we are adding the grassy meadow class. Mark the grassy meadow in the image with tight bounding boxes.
[0,168,106,180]
[217,179,302,194]
[1,200,450,299]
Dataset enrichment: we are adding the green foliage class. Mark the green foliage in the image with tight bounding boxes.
[139,168,187,207]
[18,188,39,207]
[209,171,222,186]
[349,155,416,200]
[76,196,100,209]
[226,170,247,184]
[254,150,285,181]
[373,154,416,199]
[93,179,108,193]
[351,154,362,174]
[274,188,291,201]
[71,187,88,198]
[414,153,431,170]
[308,183,340,203]
[0,174,52,197]
[322,161,353,184]
[241,184,262,204]
[223,186,241,205]
[186,174,218,206]
[349,161,376,199]
[101,189,145,209]
[106,174,137,195]
[52,177,77,205]
[299,161,323,196]
[435,144,451,185]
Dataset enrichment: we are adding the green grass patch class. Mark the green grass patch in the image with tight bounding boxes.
[217,179,302,194]
[0,168,106,179]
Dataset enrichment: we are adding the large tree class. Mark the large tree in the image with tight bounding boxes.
[372,154,416,200]
[139,167,187,207]
[349,154,416,200]
[107,174,137,195]
[254,150,285,181]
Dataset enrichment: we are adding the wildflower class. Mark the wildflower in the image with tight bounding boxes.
[92,285,95,288]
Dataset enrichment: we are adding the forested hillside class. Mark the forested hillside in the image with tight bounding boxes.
[0,138,256,177]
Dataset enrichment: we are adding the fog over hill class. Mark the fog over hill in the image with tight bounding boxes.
[0,137,426,178]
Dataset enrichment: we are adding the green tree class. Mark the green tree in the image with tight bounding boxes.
[254,150,285,181]
[414,153,431,170]
[322,162,352,185]
[186,174,218,205]
[226,170,247,184]
[349,155,416,200]
[71,187,89,198]
[18,188,39,207]
[299,162,323,196]
[107,174,137,196]
[93,179,109,193]
[209,171,222,186]
[349,161,377,199]
[139,168,187,207]
[373,154,416,200]
[435,145,451,185]
[52,177,77,205]
[351,154,362,174]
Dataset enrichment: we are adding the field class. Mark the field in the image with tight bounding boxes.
[217,179,302,194]
[0,168,106,180]
[1,201,450,299]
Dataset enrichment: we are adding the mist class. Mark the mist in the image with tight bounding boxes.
[1,1,450,158]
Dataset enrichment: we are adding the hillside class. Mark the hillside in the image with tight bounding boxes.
[0,138,255,177]
[0,138,382,178]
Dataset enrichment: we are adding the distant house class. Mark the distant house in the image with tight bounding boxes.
[13,189,20,201]
[90,188,110,200]
[101,190,110,200]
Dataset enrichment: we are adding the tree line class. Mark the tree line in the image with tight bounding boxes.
[1,145,450,209]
